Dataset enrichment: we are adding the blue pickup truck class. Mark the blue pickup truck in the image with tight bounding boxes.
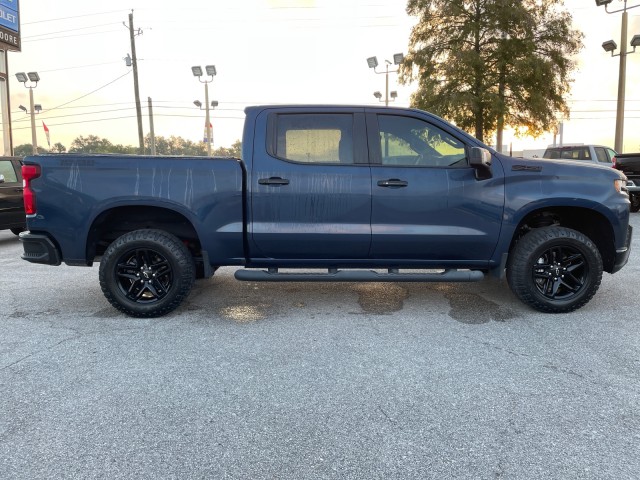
[19,105,632,317]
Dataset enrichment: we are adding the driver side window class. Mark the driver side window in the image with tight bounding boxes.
[377,115,467,167]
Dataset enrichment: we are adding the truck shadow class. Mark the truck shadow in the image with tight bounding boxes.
[181,271,522,326]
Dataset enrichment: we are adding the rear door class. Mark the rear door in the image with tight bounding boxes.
[367,111,504,263]
[249,109,372,260]
[0,158,25,228]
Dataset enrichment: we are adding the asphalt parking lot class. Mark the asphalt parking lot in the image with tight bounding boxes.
[1,216,639,479]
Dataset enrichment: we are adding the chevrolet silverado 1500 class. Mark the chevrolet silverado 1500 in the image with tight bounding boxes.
[19,105,633,317]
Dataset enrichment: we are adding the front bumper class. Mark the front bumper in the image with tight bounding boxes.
[612,225,633,273]
[19,231,62,266]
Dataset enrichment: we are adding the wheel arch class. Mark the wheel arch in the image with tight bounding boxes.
[508,206,616,273]
[87,205,201,260]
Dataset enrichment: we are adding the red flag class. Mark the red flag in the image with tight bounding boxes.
[42,122,51,147]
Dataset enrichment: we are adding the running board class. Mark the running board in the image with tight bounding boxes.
[234,268,484,283]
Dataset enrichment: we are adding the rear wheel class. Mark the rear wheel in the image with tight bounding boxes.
[10,227,24,235]
[507,226,602,313]
[99,229,195,317]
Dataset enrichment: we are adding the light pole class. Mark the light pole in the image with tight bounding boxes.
[191,65,217,156]
[193,99,218,151]
[373,90,397,103]
[595,0,640,152]
[367,53,403,106]
[15,71,41,155]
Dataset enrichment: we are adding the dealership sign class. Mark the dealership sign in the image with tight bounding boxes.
[0,0,19,51]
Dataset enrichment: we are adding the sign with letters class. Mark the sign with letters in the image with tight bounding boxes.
[0,0,19,51]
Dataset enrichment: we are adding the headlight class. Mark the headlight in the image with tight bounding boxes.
[614,179,627,193]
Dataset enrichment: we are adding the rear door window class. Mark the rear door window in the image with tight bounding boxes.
[270,114,354,165]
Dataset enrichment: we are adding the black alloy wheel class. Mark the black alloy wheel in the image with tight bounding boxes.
[115,247,173,303]
[99,229,195,317]
[507,226,603,313]
[531,245,587,301]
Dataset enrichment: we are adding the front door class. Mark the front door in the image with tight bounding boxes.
[367,112,504,264]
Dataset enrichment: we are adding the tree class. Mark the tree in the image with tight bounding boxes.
[147,135,208,156]
[13,144,48,156]
[52,142,67,153]
[400,0,583,142]
[69,135,116,154]
[213,139,242,158]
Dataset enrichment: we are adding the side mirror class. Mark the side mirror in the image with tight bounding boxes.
[469,147,492,179]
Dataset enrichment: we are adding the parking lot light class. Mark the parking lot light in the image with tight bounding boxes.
[596,0,640,151]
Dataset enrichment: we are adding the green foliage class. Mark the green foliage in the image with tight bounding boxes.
[52,142,67,153]
[213,139,242,158]
[145,135,242,157]
[401,0,583,142]
[68,135,137,154]
[13,144,48,156]
[146,135,207,156]
[15,134,240,157]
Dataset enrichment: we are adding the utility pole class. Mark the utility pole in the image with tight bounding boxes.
[148,97,156,155]
[127,11,144,154]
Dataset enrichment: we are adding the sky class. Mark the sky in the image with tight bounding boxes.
[3,0,640,155]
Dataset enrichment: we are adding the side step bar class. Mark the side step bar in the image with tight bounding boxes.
[234,268,484,283]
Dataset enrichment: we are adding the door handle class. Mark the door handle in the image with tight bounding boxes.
[377,179,408,188]
[258,177,290,186]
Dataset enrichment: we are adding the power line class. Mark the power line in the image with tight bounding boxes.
[37,62,123,73]
[23,30,123,43]
[22,22,120,39]
[48,71,133,112]
[22,10,126,25]
[11,114,246,131]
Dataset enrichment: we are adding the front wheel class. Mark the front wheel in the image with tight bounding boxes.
[507,226,603,313]
[99,229,195,317]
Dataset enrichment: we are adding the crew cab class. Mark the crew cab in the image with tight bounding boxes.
[19,106,633,317]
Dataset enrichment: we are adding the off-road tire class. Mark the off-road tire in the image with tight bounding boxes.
[99,229,195,318]
[507,226,603,313]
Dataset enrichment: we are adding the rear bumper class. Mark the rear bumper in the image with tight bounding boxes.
[612,225,633,273]
[19,232,61,266]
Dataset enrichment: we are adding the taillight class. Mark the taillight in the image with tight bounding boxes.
[22,164,41,215]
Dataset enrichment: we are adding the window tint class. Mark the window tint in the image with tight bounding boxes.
[0,160,17,183]
[377,115,466,167]
[560,147,590,160]
[594,147,610,163]
[274,114,354,164]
